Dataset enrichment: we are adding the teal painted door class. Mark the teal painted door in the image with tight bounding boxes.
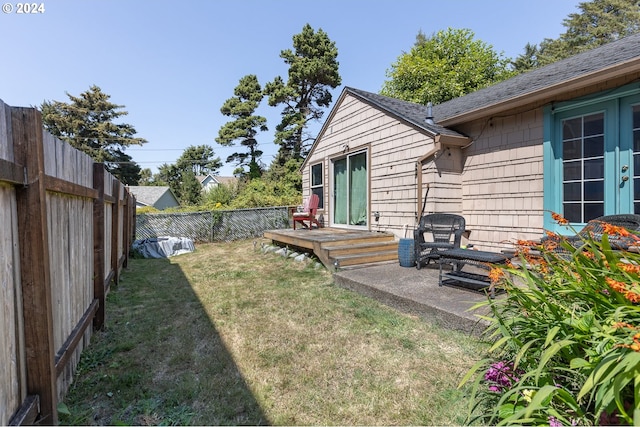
[619,96,640,214]
[555,95,640,224]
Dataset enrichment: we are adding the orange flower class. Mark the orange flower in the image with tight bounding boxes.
[543,240,558,251]
[612,322,634,329]
[517,246,531,256]
[618,263,640,274]
[605,277,627,293]
[488,267,505,284]
[517,239,539,248]
[545,231,561,240]
[551,212,569,225]
[602,223,632,237]
[624,291,640,303]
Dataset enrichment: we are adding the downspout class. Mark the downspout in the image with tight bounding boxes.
[416,140,441,221]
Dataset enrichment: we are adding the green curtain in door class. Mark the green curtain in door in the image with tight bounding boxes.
[349,153,367,225]
[334,158,347,224]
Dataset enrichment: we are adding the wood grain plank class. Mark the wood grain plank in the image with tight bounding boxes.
[11,107,58,425]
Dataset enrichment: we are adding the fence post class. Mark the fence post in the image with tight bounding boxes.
[11,107,58,425]
[93,163,106,330]
[111,179,121,285]
[122,189,130,268]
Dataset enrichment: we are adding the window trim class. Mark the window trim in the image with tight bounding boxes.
[310,162,324,210]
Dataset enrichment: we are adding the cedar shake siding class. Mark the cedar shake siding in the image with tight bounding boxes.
[303,33,640,252]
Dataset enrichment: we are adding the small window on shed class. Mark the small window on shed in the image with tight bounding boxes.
[311,163,324,209]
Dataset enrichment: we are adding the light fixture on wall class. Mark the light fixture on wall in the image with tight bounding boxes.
[342,143,349,153]
[374,211,380,222]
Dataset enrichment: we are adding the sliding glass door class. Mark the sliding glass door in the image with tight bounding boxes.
[332,151,367,227]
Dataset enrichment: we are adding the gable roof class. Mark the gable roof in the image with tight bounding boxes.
[127,186,179,207]
[196,174,238,186]
[434,32,640,125]
[344,87,467,138]
[215,176,238,186]
[305,33,640,172]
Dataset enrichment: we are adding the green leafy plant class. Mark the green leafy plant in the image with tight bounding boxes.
[461,213,640,425]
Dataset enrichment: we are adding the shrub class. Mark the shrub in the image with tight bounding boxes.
[201,182,239,209]
[461,213,640,425]
[135,206,159,215]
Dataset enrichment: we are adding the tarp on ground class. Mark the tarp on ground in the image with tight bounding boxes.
[132,236,195,259]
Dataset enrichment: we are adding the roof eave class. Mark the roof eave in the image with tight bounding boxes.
[439,57,640,126]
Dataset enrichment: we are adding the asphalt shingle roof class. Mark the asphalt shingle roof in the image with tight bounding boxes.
[345,87,466,137]
[346,32,640,129]
[434,32,640,123]
[127,186,175,206]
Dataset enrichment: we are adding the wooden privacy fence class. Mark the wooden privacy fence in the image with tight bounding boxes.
[0,100,135,425]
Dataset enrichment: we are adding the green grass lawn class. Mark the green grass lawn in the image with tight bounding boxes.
[60,239,484,425]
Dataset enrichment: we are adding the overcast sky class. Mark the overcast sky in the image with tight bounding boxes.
[0,0,582,176]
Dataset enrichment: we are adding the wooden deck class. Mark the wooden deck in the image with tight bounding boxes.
[263,228,399,270]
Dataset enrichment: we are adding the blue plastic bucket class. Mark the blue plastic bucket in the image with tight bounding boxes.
[398,238,415,267]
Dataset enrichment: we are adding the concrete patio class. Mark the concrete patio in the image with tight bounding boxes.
[332,261,494,336]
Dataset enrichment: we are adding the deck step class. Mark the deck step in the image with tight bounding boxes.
[323,240,398,257]
[332,249,399,267]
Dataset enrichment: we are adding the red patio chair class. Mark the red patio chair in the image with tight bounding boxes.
[293,194,320,230]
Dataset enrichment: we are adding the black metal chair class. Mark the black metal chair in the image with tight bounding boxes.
[414,213,466,269]
[555,214,640,251]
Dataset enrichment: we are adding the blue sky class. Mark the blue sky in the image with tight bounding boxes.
[1,0,581,177]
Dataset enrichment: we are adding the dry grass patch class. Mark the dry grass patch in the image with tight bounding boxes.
[60,239,483,425]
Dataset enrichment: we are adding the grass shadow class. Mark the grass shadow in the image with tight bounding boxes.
[60,255,269,425]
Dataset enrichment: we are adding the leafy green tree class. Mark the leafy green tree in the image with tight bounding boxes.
[216,75,267,179]
[229,178,300,209]
[175,144,222,176]
[514,0,640,70]
[154,145,220,206]
[41,85,146,185]
[381,28,514,105]
[264,23,341,163]
[201,181,239,209]
[262,157,303,195]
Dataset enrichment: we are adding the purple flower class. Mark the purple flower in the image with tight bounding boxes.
[484,361,519,392]
[548,416,562,426]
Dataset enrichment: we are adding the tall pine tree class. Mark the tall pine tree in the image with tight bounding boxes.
[513,0,640,72]
[264,24,341,165]
[216,74,267,179]
[41,85,146,185]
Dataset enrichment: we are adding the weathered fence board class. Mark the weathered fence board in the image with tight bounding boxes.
[0,99,135,425]
[0,99,27,427]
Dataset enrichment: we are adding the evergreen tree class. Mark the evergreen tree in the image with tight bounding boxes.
[216,75,267,179]
[513,0,640,70]
[41,85,146,184]
[175,144,222,176]
[154,145,221,206]
[138,168,154,185]
[381,28,514,105]
[179,170,202,206]
[511,43,540,73]
[264,24,341,163]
